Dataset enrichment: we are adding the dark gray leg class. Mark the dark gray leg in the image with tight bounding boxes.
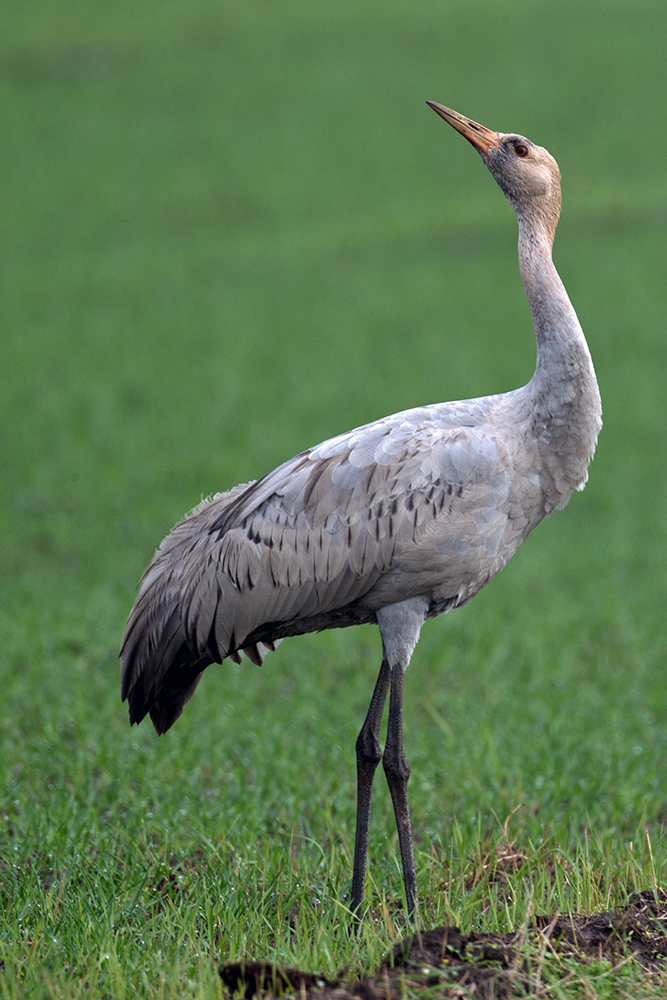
[383,664,418,921]
[350,659,391,919]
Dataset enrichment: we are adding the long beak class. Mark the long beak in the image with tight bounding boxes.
[426,102,500,156]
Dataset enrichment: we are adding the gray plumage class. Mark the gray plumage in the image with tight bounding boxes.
[120,104,601,919]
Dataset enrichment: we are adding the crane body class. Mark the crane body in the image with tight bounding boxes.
[121,104,601,920]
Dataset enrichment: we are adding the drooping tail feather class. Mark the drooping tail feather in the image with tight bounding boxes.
[120,483,258,734]
[121,600,213,733]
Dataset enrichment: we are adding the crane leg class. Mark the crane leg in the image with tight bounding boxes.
[383,664,418,922]
[350,658,391,919]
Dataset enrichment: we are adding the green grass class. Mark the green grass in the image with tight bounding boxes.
[1,0,667,995]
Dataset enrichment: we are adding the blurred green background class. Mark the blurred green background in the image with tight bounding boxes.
[1,0,666,988]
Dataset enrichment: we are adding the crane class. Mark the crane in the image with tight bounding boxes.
[120,103,602,922]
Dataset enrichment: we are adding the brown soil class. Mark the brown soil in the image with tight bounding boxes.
[219,890,667,999]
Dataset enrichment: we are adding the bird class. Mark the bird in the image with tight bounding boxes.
[120,103,602,922]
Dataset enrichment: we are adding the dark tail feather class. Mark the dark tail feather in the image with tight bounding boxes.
[121,591,213,734]
[148,647,213,735]
[120,482,262,734]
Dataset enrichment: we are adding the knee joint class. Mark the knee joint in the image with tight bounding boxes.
[383,750,411,782]
[356,731,382,766]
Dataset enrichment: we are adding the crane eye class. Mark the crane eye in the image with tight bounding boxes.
[515,144,529,158]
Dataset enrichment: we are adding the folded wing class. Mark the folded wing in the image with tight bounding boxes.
[121,403,515,734]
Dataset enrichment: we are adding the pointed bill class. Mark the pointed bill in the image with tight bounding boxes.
[426,102,500,155]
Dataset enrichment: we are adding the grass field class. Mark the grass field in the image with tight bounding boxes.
[1,0,667,995]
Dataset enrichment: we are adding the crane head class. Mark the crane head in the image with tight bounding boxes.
[427,102,562,234]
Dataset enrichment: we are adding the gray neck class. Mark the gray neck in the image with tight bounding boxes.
[517,214,602,489]
[518,217,582,359]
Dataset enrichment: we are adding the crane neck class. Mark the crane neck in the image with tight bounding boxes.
[518,217,575,347]
[517,214,595,388]
[514,211,602,497]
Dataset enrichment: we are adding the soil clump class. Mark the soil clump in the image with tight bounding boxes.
[220,890,667,998]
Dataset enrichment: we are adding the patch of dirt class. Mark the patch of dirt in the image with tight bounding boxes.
[220,889,667,999]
